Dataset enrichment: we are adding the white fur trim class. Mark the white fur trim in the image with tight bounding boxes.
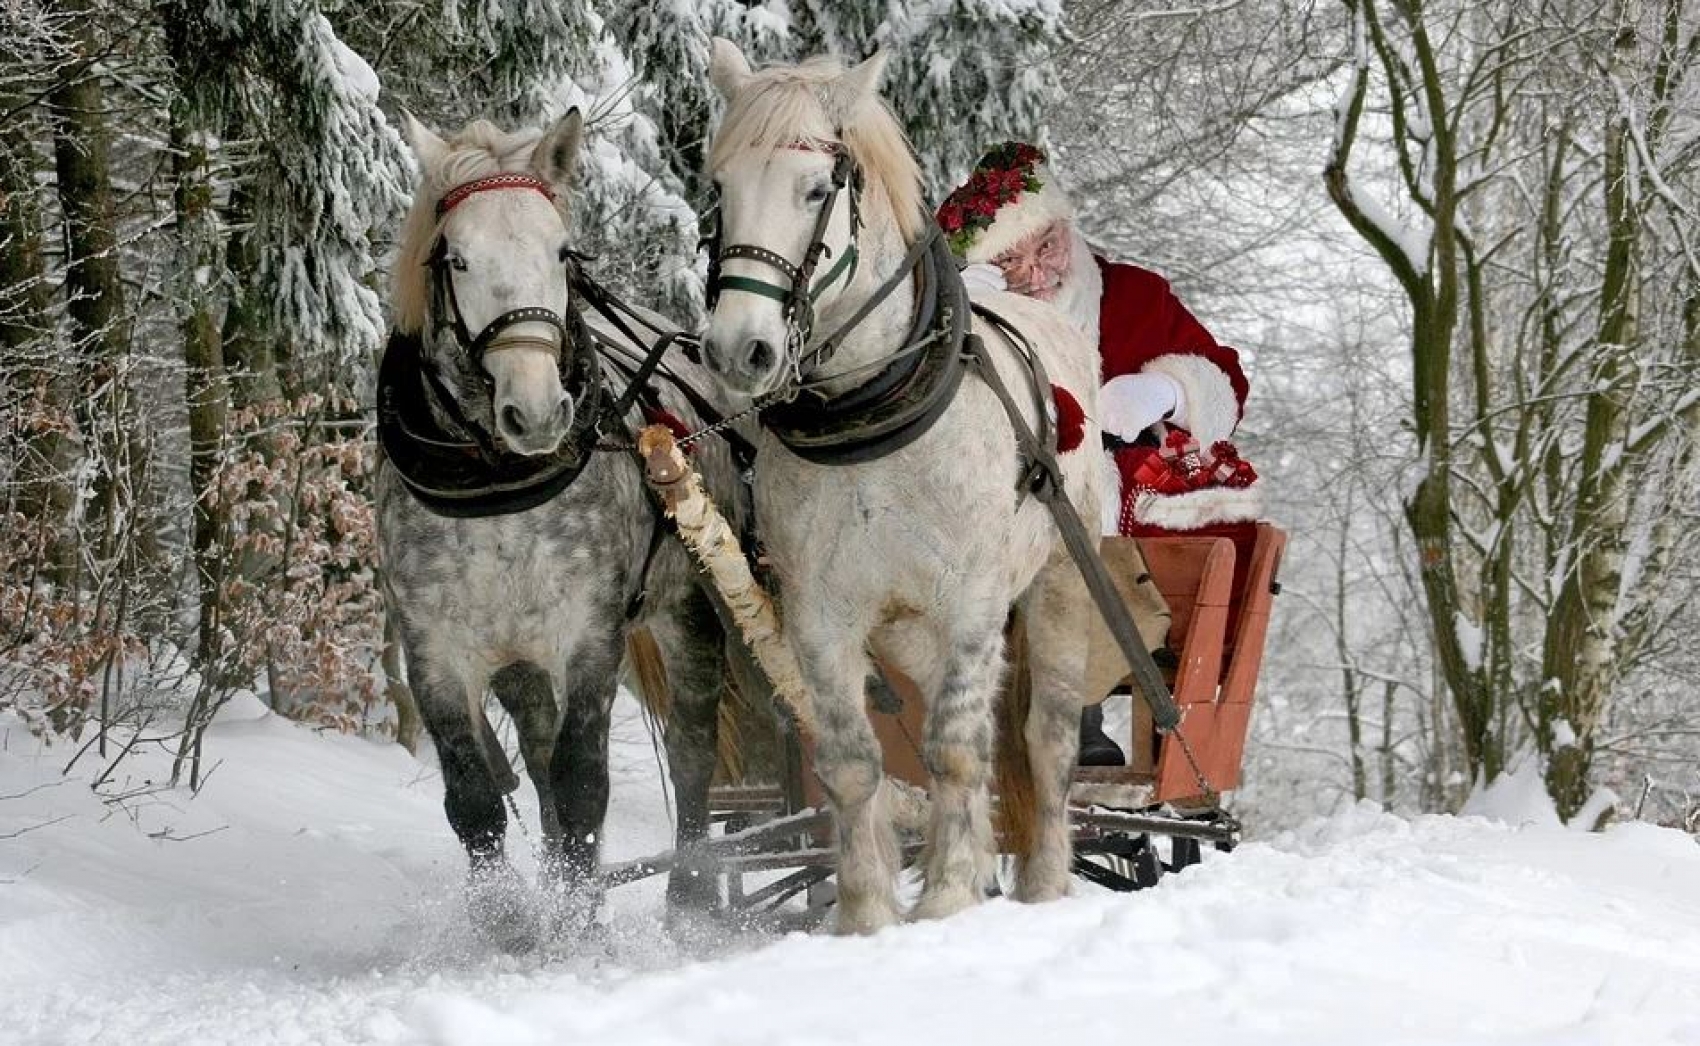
[959,262,1007,293]
[1099,449,1122,536]
[1140,353,1241,447]
[1053,232,1101,337]
[962,166,1075,264]
[1131,480,1262,531]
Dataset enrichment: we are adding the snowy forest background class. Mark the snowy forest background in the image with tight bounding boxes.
[1,0,1695,832]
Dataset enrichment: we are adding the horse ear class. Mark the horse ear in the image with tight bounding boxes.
[708,37,752,98]
[532,108,584,192]
[400,110,447,171]
[822,50,888,126]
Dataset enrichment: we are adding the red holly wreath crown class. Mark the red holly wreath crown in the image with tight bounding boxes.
[935,142,1046,256]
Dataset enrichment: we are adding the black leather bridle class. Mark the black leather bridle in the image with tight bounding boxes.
[704,143,863,378]
[702,138,972,464]
[379,171,606,516]
[425,173,576,388]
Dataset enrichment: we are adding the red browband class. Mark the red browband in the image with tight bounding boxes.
[436,173,556,216]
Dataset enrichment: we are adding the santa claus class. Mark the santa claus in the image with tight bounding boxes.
[938,142,1258,536]
[939,142,1259,766]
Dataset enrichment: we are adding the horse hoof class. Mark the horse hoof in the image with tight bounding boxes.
[664,901,743,955]
[466,863,538,953]
[910,884,980,922]
[833,899,901,936]
[1013,880,1071,904]
[541,881,606,941]
[665,866,722,914]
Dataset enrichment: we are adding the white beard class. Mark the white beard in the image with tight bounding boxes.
[1053,231,1103,342]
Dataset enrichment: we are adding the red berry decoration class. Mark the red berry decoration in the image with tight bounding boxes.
[935,141,1048,256]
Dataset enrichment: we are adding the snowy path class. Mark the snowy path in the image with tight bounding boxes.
[3,702,1698,1046]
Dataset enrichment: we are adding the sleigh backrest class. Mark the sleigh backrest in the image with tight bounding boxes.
[1134,522,1286,800]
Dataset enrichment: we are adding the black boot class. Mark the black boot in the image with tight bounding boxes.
[1077,704,1125,767]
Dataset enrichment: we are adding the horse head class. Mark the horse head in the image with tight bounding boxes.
[700,39,928,397]
[394,111,586,456]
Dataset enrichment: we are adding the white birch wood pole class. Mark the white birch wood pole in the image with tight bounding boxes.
[636,425,818,736]
[636,425,932,832]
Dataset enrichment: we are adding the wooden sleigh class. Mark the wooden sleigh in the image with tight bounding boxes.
[608,514,1287,917]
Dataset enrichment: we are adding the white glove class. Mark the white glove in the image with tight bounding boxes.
[959,262,1007,294]
[1099,372,1184,442]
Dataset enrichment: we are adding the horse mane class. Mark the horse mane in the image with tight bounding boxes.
[707,56,927,245]
[391,120,573,336]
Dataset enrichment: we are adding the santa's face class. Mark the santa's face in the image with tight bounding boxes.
[992,219,1073,300]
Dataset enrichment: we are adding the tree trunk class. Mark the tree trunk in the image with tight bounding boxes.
[1379,679,1397,805]
[1327,0,1501,793]
[168,92,230,683]
[1336,485,1367,801]
[220,171,285,410]
[0,84,77,580]
[1541,5,1643,820]
[46,0,129,551]
[46,0,149,581]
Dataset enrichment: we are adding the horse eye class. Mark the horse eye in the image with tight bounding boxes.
[804,183,830,204]
[447,251,468,272]
[557,244,572,263]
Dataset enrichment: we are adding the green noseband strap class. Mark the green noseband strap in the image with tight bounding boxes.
[714,274,792,304]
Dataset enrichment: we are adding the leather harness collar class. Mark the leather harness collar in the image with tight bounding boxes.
[376,322,605,519]
[378,172,611,518]
[758,228,970,465]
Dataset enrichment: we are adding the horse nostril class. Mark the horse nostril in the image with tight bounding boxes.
[702,338,726,374]
[500,404,526,437]
[746,338,776,372]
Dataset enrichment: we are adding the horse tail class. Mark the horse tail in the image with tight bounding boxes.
[714,673,753,783]
[994,610,1038,861]
[623,625,758,784]
[624,626,672,722]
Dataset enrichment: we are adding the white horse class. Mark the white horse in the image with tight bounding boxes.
[700,40,1104,931]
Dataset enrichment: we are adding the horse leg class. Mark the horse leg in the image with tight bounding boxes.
[489,661,561,842]
[647,590,728,915]
[407,648,535,950]
[795,621,899,934]
[1012,549,1092,902]
[543,627,623,929]
[911,609,1003,921]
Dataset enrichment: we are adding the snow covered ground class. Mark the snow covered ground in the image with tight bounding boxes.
[3,698,1698,1046]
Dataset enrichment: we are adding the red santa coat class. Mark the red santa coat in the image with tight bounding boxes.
[1093,257,1258,534]
[1096,258,1248,420]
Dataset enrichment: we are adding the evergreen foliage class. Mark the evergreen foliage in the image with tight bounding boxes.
[0,0,1061,747]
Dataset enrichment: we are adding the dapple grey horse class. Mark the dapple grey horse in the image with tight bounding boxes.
[378,110,745,948]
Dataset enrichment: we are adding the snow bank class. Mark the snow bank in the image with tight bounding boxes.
[3,710,1698,1046]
